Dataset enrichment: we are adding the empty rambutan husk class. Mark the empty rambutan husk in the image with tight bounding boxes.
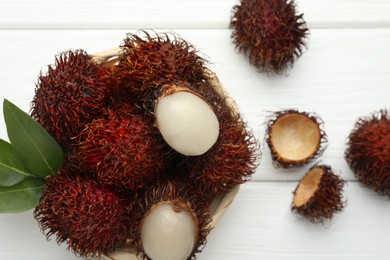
[31,49,116,149]
[92,44,242,260]
[345,109,390,196]
[265,109,327,168]
[292,164,346,223]
[230,0,308,74]
[34,168,134,258]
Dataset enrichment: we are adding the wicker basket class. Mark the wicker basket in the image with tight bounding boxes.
[91,47,241,260]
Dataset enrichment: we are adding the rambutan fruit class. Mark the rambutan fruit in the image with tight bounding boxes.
[292,164,346,223]
[114,31,221,156]
[133,180,212,260]
[345,109,390,196]
[31,49,116,149]
[265,110,327,168]
[230,0,308,74]
[34,168,133,257]
[77,107,169,191]
[115,31,209,101]
[183,110,260,194]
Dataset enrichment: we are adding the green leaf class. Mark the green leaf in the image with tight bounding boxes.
[0,139,34,186]
[0,177,44,213]
[3,99,64,178]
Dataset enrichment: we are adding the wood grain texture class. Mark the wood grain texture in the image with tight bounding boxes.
[0,0,390,29]
[0,0,390,259]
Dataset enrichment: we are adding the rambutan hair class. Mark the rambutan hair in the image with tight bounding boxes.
[31,49,116,149]
[292,165,346,224]
[345,109,390,196]
[133,180,212,260]
[77,107,170,191]
[230,0,308,74]
[115,31,210,101]
[34,169,133,257]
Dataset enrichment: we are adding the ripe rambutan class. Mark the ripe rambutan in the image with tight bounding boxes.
[345,109,390,196]
[182,112,260,194]
[31,49,116,149]
[265,110,327,168]
[34,168,133,257]
[176,77,260,193]
[230,0,308,74]
[133,180,212,260]
[115,31,209,101]
[77,107,169,191]
[292,165,346,223]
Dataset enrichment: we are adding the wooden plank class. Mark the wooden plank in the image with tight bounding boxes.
[0,0,390,29]
[0,182,389,259]
[0,29,389,182]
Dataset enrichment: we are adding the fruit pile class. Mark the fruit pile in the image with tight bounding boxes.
[31,31,260,259]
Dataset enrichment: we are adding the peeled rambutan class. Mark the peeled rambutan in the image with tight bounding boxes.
[230,0,308,74]
[77,107,169,191]
[31,49,116,149]
[34,168,133,257]
[133,180,212,260]
[181,100,260,194]
[345,109,390,196]
[265,109,327,168]
[292,165,346,223]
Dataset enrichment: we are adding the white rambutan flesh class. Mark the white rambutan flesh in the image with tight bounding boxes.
[156,91,219,156]
[141,202,197,260]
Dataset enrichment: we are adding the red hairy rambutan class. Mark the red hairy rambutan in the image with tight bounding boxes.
[133,180,212,260]
[345,109,390,196]
[115,31,210,101]
[292,165,346,224]
[230,0,308,74]
[34,169,133,257]
[181,104,260,194]
[77,107,169,191]
[31,49,116,149]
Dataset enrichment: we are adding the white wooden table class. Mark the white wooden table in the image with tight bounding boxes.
[0,1,390,259]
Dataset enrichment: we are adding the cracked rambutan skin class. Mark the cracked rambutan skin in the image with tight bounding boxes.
[345,109,390,196]
[133,180,212,260]
[31,49,116,149]
[265,109,327,168]
[292,165,346,224]
[115,31,210,102]
[34,168,134,258]
[230,0,309,74]
[77,107,170,191]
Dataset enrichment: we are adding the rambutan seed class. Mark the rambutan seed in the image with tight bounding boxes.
[345,109,390,196]
[265,109,327,168]
[134,181,212,260]
[34,169,133,257]
[292,165,346,223]
[155,85,220,156]
[31,49,115,149]
[230,0,308,74]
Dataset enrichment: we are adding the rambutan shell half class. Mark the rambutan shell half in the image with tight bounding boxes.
[292,165,346,223]
[266,110,327,168]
